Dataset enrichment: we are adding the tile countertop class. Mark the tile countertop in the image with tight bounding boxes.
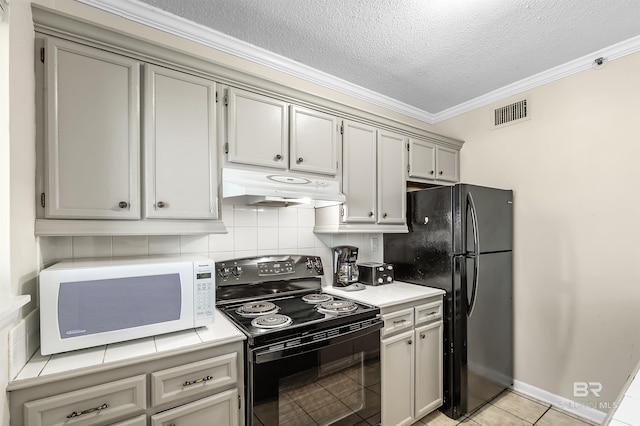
[324,281,445,308]
[9,308,245,386]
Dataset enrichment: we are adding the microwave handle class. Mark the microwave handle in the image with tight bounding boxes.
[253,320,382,364]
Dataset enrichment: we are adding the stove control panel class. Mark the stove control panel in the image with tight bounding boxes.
[258,260,295,276]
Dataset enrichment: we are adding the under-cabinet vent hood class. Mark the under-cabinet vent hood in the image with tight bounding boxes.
[222,168,346,208]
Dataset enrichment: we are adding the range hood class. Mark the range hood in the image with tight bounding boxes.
[222,168,346,208]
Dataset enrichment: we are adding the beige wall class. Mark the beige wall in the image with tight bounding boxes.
[2,1,39,424]
[433,51,640,410]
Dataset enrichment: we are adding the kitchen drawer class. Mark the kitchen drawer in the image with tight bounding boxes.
[415,300,443,325]
[382,307,414,337]
[23,375,146,426]
[150,388,239,426]
[112,415,146,426]
[151,352,238,407]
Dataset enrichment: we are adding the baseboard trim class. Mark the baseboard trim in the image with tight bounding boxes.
[513,380,607,424]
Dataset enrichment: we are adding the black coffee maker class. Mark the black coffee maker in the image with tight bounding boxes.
[332,246,365,291]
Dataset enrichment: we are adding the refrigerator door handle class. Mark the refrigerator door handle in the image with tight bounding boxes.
[467,192,480,317]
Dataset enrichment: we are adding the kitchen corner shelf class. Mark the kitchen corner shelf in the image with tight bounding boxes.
[35,219,228,237]
[0,296,30,331]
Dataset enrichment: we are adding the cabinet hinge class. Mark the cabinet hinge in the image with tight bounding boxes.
[407,143,410,151]
[40,47,45,63]
[340,206,345,217]
[238,395,241,409]
[215,91,219,103]
[223,95,228,107]
[339,123,344,135]
[407,164,410,173]
[40,193,45,208]
[224,142,229,154]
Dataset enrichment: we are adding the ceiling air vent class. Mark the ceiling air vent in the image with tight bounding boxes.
[494,99,529,128]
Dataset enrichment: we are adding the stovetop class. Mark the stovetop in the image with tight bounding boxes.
[215,255,380,347]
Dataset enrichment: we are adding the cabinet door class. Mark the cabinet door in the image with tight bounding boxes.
[436,146,459,182]
[381,330,415,426]
[45,37,140,219]
[144,65,217,219]
[378,130,406,224]
[226,87,288,169]
[415,322,443,419]
[289,105,338,175]
[150,389,239,426]
[342,121,377,223]
[408,138,436,180]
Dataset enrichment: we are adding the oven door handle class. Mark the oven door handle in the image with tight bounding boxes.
[253,319,383,364]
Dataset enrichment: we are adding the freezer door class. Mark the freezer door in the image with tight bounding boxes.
[384,187,454,291]
[453,184,513,255]
[464,251,513,414]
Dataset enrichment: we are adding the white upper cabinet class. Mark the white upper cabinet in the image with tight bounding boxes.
[342,121,377,223]
[226,87,288,169]
[407,138,459,184]
[378,130,407,224]
[45,37,140,219]
[289,105,338,175]
[144,65,217,220]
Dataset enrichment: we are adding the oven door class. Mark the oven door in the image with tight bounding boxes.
[249,320,382,426]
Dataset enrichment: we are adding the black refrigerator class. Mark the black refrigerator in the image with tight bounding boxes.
[384,184,513,420]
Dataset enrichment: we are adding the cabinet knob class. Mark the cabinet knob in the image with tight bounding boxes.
[421,334,426,339]
[157,201,166,209]
[297,157,304,164]
[274,154,283,161]
[383,213,388,218]
[439,171,443,175]
[118,201,128,209]
[430,170,434,175]
[408,340,413,345]
[368,211,374,218]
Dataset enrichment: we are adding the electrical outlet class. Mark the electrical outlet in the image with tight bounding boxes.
[370,237,379,252]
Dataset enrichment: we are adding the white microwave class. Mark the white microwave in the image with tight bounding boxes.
[39,255,215,355]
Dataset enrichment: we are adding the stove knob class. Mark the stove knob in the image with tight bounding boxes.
[386,276,393,283]
[313,258,324,273]
[217,267,231,279]
[231,266,243,277]
[387,265,394,271]
[378,277,384,284]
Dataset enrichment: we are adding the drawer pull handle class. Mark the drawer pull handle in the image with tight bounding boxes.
[426,311,437,316]
[393,319,407,324]
[183,375,213,387]
[67,403,109,418]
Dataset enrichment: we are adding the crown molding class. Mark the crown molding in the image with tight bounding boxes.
[77,0,640,125]
[433,35,640,122]
[76,0,436,124]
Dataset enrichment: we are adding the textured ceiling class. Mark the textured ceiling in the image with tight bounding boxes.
[136,0,640,114]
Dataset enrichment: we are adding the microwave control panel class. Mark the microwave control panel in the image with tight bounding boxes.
[194,261,215,326]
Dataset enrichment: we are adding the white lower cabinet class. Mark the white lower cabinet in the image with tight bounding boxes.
[151,389,239,426]
[9,342,243,426]
[380,297,443,426]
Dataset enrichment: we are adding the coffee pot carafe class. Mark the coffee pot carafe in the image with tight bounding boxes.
[333,246,365,291]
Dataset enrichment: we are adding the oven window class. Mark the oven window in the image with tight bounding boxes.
[251,334,381,426]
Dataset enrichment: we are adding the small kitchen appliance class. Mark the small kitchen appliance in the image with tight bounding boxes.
[358,262,395,285]
[216,254,381,426]
[333,245,365,291]
[39,255,215,355]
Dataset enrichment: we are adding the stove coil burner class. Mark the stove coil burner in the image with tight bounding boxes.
[301,293,333,304]
[236,301,279,317]
[251,314,293,329]
[317,300,358,315]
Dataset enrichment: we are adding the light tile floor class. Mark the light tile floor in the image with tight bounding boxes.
[412,390,599,426]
